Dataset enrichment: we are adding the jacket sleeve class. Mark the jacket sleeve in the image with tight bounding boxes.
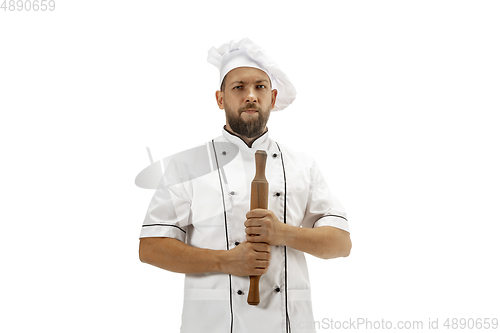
[139,159,191,242]
[300,158,350,233]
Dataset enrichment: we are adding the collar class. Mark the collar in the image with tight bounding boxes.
[222,126,273,150]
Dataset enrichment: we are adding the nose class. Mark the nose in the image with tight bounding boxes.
[246,88,257,103]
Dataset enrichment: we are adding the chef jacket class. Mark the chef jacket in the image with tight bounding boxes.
[140,128,349,333]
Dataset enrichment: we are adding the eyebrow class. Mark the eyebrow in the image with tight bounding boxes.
[230,79,270,85]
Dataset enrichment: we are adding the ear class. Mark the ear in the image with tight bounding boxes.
[270,89,278,109]
[215,90,224,110]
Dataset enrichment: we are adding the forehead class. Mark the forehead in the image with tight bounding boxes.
[225,67,270,83]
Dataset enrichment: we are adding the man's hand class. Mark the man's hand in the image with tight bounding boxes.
[244,209,352,259]
[244,209,286,246]
[219,241,271,276]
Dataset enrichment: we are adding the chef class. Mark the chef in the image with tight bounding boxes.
[139,38,351,333]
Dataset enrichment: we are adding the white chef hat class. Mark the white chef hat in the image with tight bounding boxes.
[207,38,296,111]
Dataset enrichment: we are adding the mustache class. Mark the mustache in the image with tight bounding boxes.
[239,104,261,113]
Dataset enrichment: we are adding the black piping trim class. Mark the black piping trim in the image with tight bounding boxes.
[276,142,291,333]
[223,126,269,149]
[141,224,186,233]
[212,139,234,333]
[312,214,349,227]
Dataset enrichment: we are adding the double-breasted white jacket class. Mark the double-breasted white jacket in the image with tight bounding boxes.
[140,128,349,333]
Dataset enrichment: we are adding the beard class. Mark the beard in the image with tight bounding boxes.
[226,104,271,138]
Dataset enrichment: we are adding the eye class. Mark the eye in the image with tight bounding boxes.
[233,85,242,90]
[257,85,265,89]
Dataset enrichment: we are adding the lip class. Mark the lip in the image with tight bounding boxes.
[242,109,258,114]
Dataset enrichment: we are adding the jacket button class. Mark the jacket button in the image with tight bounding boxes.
[272,153,278,158]
[275,287,281,292]
[222,151,227,155]
[229,191,235,195]
[237,290,243,295]
[235,241,240,246]
[275,192,281,197]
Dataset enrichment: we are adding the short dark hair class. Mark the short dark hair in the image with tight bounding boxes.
[220,75,227,92]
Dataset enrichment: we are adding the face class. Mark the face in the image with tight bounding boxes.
[216,67,277,139]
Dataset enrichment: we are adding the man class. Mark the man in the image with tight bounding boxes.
[139,38,351,333]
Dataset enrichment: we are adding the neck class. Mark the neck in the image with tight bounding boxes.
[224,125,267,148]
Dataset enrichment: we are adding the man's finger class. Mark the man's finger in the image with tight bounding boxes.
[245,208,269,219]
[244,218,264,227]
[251,242,270,252]
[245,226,260,235]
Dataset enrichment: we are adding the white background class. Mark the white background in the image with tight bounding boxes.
[1,1,499,332]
